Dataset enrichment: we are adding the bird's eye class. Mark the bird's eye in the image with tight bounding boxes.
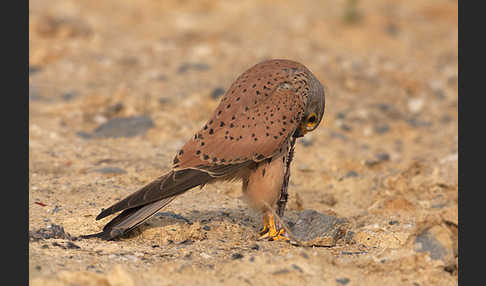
[305,113,318,130]
[308,114,317,123]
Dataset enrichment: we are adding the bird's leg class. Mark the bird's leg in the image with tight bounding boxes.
[275,136,297,229]
[259,211,270,236]
[258,137,297,242]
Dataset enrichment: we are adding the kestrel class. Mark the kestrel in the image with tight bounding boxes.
[83,59,325,241]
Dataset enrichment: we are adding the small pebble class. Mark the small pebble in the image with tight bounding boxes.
[345,171,359,178]
[178,239,194,245]
[210,87,225,99]
[386,23,399,36]
[336,278,350,285]
[66,242,81,249]
[159,97,170,104]
[177,62,210,73]
[29,66,42,75]
[300,137,313,147]
[61,92,78,101]
[407,117,432,128]
[104,103,124,116]
[231,253,244,260]
[272,269,290,275]
[365,153,390,166]
[291,264,303,272]
[374,124,389,134]
[336,112,346,119]
[376,153,390,162]
[340,124,352,132]
[92,167,127,175]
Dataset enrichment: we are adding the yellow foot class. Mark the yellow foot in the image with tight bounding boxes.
[269,228,289,241]
[259,225,269,236]
[258,213,289,241]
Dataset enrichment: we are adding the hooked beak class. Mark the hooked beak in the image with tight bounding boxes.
[293,123,309,138]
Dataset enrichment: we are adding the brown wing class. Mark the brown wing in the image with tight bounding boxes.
[173,59,311,171]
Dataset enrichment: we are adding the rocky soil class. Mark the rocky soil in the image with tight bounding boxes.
[29,0,458,285]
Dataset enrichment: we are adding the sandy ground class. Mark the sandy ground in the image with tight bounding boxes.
[29,0,458,285]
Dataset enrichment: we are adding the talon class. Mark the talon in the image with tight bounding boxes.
[259,225,269,236]
[258,225,273,239]
[269,228,289,241]
[258,213,289,241]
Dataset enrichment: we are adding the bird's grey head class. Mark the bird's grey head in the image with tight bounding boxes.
[295,71,326,137]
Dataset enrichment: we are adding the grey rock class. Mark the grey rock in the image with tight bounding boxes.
[285,210,347,247]
[414,230,448,260]
[92,166,127,174]
[29,224,73,241]
[91,116,154,138]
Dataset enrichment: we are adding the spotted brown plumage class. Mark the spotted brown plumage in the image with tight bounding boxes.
[82,59,325,240]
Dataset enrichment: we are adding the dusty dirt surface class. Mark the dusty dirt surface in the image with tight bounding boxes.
[29,0,458,285]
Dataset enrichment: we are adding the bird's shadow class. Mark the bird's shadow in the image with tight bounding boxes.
[121,207,260,240]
